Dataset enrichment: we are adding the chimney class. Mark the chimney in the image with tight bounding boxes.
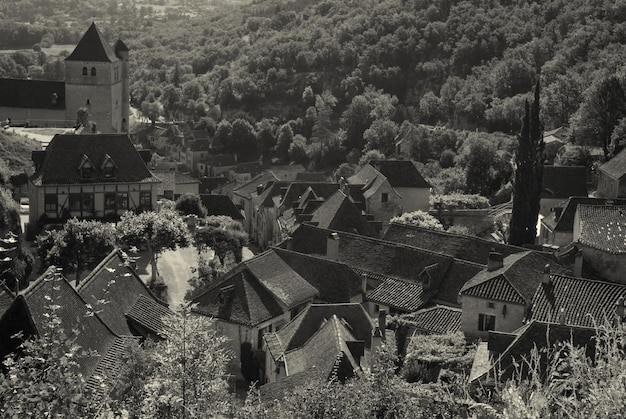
[616,296,625,323]
[542,264,551,286]
[361,273,368,297]
[574,249,584,277]
[378,309,387,342]
[487,251,503,272]
[326,232,340,261]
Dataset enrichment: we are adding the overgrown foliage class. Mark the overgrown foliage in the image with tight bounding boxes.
[390,210,444,231]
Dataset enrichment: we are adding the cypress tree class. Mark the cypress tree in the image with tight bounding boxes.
[508,81,544,246]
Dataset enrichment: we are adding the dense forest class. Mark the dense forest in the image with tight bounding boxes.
[2,0,626,189]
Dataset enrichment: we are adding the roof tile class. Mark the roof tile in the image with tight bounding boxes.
[577,204,626,254]
[401,305,462,334]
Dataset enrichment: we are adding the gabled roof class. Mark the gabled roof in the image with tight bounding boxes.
[32,134,158,185]
[76,249,172,336]
[541,166,588,199]
[233,172,280,198]
[2,269,132,390]
[531,274,626,328]
[286,224,483,306]
[369,160,431,188]
[308,190,377,236]
[543,197,626,233]
[383,222,526,265]
[264,303,374,362]
[199,177,230,194]
[460,251,568,304]
[125,294,172,335]
[271,247,364,303]
[599,147,626,180]
[401,305,462,334]
[113,39,129,54]
[199,194,244,220]
[253,181,284,208]
[192,251,318,326]
[0,79,65,109]
[261,315,361,401]
[279,182,339,209]
[65,22,119,62]
[576,204,626,254]
[473,321,596,383]
[367,275,431,312]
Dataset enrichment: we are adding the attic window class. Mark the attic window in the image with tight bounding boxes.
[91,67,96,76]
[78,154,94,179]
[381,192,389,203]
[101,154,117,179]
[82,67,88,75]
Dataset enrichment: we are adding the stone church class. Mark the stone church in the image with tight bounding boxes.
[0,22,130,134]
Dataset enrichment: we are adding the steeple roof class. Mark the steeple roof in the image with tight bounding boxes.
[65,22,119,63]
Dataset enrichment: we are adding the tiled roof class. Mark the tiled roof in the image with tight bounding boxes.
[77,250,171,336]
[233,172,279,198]
[383,222,525,265]
[244,250,318,308]
[460,251,568,304]
[192,269,284,326]
[253,181,284,208]
[0,79,65,109]
[348,164,381,185]
[541,166,588,199]
[279,182,339,209]
[308,190,377,236]
[199,177,230,194]
[474,321,596,382]
[272,248,364,303]
[192,251,318,326]
[286,224,483,306]
[199,194,244,220]
[531,274,626,328]
[547,197,626,232]
[14,270,122,383]
[126,294,171,335]
[577,204,626,254]
[264,303,374,361]
[65,22,119,62]
[370,160,431,188]
[262,315,360,400]
[86,335,138,397]
[113,39,129,54]
[401,305,462,334]
[462,276,526,304]
[599,147,626,179]
[367,276,431,312]
[33,134,158,185]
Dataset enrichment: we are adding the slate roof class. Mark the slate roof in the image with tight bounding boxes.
[261,315,360,401]
[530,274,626,328]
[264,303,374,362]
[308,190,378,236]
[576,204,626,254]
[192,251,318,326]
[0,79,65,109]
[543,197,626,233]
[460,251,568,305]
[32,134,159,185]
[370,160,431,188]
[125,294,171,335]
[77,249,172,336]
[383,222,526,265]
[199,194,244,220]
[66,22,119,62]
[541,166,588,199]
[272,247,365,303]
[286,224,483,307]
[599,147,626,179]
[401,305,462,334]
[473,321,597,383]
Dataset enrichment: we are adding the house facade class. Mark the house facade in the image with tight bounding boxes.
[597,148,626,198]
[28,134,160,223]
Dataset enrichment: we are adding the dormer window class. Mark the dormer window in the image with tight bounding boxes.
[101,154,117,179]
[91,67,96,76]
[82,67,88,75]
[78,154,94,179]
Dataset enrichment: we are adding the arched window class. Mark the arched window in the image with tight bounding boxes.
[91,67,96,76]
[82,67,88,75]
